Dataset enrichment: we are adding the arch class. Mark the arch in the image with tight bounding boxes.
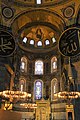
[10,9,65,27]
[45,39,50,45]
[20,56,27,73]
[35,60,43,75]
[51,56,57,73]
[9,9,66,38]
[76,6,80,24]
[19,76,26,92]
[34,79,43,100]
[51,78,59,101]
[30,39,35,45]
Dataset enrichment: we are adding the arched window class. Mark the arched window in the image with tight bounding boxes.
[22,37,27,43]
[37,41,42,46]
[20,56,27,73]
[36,0,41,4]
[34,80,43,100]
[21,62,25,70]
[30,39,34,45]
[52,37,56,43]
[35,60,43,75]
[45,39,50,45]
[19,77,26,92]
[51,78,59,101]
[51,56,57,73]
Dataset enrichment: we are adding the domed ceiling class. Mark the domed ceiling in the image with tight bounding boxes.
[2,0,71,7]
[1,0,80,53]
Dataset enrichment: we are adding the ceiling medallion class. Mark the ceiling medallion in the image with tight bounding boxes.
[0,30,15,57]
[59,27,80,57]
[2,7,14,19]
[63,6,75,18]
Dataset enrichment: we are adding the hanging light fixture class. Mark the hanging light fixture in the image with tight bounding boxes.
[54,91,80,99]
[20,102,37,109]
[54,57,80,101]
[0,64,37,111]
[0,90,31,101]
[0,64,31,103]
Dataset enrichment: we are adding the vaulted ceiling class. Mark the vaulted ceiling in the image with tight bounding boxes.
[0,0,80,53]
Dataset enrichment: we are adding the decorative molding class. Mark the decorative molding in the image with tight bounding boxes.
[2,7,14,19]
[63,6,75,18]
[2,0,71,8]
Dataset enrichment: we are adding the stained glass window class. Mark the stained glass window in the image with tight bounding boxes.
[35,60,43,75]
[34,80,43,100]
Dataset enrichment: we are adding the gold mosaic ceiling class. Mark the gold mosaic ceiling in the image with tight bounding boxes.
[0,0,80,52]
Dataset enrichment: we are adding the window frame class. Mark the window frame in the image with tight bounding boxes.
[20,56,27,73]
[34,79,43,100]
[35,60,44,75]
[51,56,57,73]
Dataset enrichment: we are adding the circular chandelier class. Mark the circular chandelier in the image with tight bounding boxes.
[0,90,31,102]
[20,103,37,109]
[54,91,80,99]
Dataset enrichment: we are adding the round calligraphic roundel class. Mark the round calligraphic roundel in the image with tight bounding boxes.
[0,30,15,57]
[59,27,80,56]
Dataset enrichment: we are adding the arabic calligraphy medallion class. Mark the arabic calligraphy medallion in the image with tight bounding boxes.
[0,30,15,57]
[59,27,80,56]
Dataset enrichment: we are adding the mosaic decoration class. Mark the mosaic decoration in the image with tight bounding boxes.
[2,0,71,7]
[35,80,42,100]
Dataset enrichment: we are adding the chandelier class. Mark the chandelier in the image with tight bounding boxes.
[54,58,80,101]
[2,90,31,99]
[20,102,37,109]
[54,91,80,99]
[0,90,31,102]
[0,64,31,103]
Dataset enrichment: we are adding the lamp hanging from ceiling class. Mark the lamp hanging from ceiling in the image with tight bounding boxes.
[54,57,80,103]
